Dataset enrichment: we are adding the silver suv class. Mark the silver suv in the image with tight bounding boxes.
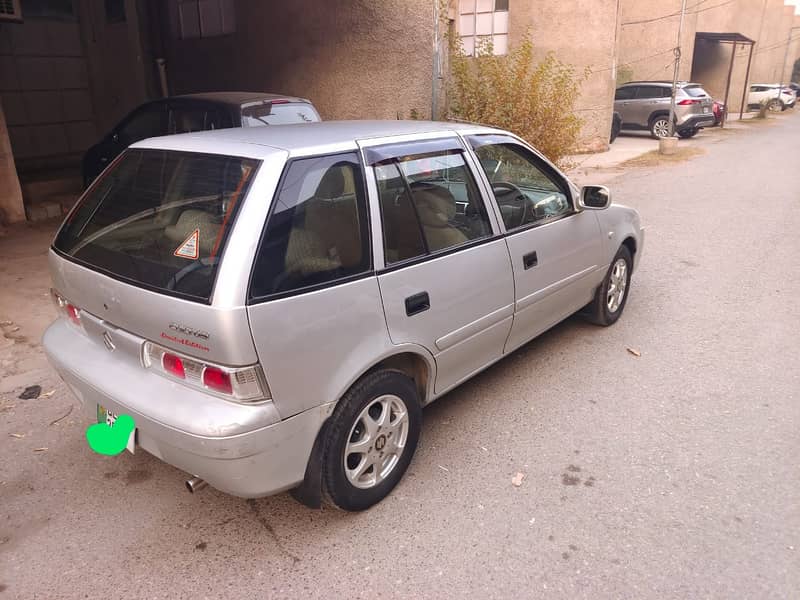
[43,121,644,511]
[614,81,715,139]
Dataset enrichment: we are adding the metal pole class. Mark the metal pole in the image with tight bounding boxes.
[777,27,800,109]
[721,42,736,128]
[739,43,754,120]
[431,0,440,120]
[667,0,688,137]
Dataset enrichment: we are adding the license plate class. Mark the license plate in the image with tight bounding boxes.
[97,404,136,453]
[703,107,710,113]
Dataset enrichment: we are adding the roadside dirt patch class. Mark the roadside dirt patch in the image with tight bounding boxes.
[620,147,705,168]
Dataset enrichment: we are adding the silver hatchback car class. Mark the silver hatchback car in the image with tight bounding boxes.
[44,121,644,511]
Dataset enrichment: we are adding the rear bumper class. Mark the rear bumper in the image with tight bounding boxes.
[43,319,327,498]
[677,114,716,130]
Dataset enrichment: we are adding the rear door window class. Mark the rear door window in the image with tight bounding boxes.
[374,149,493,264]
[249,152,371,299]
[635,86,664,99]
[54,149,258,302]
[614,87,636,100]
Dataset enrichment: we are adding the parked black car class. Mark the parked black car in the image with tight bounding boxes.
[610,111,622,143]
[82,92,321,187]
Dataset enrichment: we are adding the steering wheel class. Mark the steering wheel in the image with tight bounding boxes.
[492,181,529,229]
[166,256,219,291]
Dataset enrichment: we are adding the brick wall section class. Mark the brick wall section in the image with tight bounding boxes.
[161,0,434,121]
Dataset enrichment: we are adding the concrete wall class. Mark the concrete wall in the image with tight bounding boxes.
[618,0,700,84]
[0,16,96,173]
[786,15,800,83]
[160,0,435,121]
[750,1,796,83]
[0,100,25,224]
[504,0,619,152]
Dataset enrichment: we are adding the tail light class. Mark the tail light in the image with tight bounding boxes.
[677,99,701,105]
[51,289,84,330]
[143,341,270,404]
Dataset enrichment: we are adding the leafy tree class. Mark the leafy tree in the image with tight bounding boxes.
[447,34,586,166]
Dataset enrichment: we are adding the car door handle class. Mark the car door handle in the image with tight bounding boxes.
[523,251,538,270]
[405,292,430,317]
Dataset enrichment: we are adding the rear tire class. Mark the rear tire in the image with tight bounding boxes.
[322,370,422,511]
[677,128,698,139]
[767,99,783,112]
[649,115,671,139]
[582,245,633,327]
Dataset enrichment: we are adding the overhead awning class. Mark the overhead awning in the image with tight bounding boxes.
[695,32,755,45]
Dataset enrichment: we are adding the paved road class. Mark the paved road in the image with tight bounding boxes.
[1,114,798,599]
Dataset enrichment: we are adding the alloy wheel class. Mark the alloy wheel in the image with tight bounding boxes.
[606,258,628,313]
[344,395,409,489]
[652,118,671,138]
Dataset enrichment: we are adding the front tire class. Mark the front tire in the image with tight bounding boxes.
[582,245,633,326]
[677,127,698,139]
[322,370,422,511]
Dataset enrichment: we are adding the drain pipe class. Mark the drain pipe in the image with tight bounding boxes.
[185,476,207,493]
[156,58,169,98]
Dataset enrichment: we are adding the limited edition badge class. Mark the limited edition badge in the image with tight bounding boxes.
[174,228,200,259]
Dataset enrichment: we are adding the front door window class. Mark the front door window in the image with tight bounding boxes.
[469,138,572,231]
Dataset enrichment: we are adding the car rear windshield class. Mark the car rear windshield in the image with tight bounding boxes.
[53,149,259,302]
[241,102,320,126]
[683,85,709,97]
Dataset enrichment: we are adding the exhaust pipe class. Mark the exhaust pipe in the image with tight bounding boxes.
[185,476,208,493]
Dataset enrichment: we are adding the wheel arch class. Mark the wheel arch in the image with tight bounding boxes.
[290,346,435,508]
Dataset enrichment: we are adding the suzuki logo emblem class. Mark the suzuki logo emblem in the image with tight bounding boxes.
[102,331,115,352]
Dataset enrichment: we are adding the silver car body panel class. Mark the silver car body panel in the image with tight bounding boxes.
[44,120,644,498]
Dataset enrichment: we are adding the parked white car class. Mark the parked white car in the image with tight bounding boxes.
[747,84,797,111]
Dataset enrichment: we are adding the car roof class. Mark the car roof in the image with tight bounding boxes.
[170,91,312,106]
[131,120,501,159]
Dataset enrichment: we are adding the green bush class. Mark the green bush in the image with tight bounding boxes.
[447,34,586,166]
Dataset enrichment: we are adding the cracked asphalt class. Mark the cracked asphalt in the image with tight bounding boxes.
[1,112,798,599]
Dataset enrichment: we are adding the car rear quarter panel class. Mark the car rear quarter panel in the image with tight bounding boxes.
[247,277,433,420]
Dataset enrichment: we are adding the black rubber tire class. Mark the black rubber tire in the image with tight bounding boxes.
[767,99,783,112]
[677,128,698,139]
[321,370,422,511]
[649,115,672,139]
[582,245,633,327]
[610,114,622,143]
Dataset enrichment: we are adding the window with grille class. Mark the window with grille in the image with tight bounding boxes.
[0,0,22,22]
[177,0,236,39]
[458,0,509,56]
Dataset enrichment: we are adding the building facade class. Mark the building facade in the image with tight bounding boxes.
[1,0,799,224]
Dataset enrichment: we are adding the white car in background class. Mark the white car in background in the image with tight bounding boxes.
[747,84,797,112]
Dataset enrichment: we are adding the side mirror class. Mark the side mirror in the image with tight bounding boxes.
[580,185,611,210]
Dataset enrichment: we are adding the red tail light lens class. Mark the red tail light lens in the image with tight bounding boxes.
[202,367,233,395]
[677,99,701,105]
[51,289,84,331]
[65,303,81,326]
[162,353,186,379]
[142,341,270,403]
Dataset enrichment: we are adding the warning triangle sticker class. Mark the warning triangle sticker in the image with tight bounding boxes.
[174,229,200,260]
